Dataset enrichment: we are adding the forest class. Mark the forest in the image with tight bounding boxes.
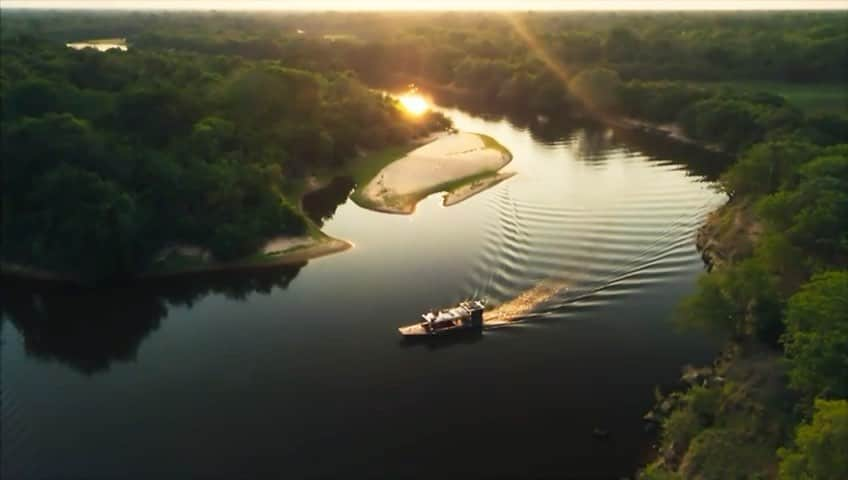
[1,25,448,280]
[1,9,847,479]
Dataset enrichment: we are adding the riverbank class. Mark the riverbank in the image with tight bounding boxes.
[1,129,456,285]
[639,197,792,478]
[443,171,516,207]
[695,199,762,270]
[605,115,725,154]
[353,132,513,214]
[1,236,352,285]
[641,342,789,478]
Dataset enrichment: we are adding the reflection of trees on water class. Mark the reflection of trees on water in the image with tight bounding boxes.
[1,263,304,375]
[607,126,731,181]
[2,284,167,375]
[436,91,729,180]
[568,126,616,163]
[569,124,729,180]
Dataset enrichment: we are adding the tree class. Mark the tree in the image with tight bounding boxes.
[4,78,60,118]
[779,399,848,480]
[29,164,139,279]
[568,67,622,112]
[721,140,819,197]
[678,258,780,341]
[782,271,848,398]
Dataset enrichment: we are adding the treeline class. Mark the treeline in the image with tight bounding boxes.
[575,69,848,152]
[1,36,447,281]
[10,10,841,84]
[17,11,843,153]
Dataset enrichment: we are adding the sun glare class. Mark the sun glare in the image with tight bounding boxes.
[398,92,430,116]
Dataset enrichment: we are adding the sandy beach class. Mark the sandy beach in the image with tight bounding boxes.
[358,132,513,214]
[145,236,351,278]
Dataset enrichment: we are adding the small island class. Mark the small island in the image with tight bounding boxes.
[353,132,514,214]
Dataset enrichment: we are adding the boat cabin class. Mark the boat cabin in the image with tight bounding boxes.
[421,300,484,332]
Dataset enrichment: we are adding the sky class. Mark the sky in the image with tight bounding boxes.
[2,1,847,10]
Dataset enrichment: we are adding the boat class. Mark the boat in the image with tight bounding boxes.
[398,300,485,337]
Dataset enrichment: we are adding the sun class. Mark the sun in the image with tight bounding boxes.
[398,92,430,116]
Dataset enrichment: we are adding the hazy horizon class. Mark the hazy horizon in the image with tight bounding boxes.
[2,0,847,11]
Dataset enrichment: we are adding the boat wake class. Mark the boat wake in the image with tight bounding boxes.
[484,279,571,326]
[462,152,726,328]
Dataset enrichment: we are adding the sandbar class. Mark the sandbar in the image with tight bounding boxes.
[357,132,513,214]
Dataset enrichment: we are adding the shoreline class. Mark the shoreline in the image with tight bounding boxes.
[0,130,449,286]
[387,75,725,156]
[140,237,352,279]
[1,237,352,285]
[442,171,517,207]
[604,115,725,154]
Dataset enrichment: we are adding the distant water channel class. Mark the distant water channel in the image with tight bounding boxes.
[1,106,728,478]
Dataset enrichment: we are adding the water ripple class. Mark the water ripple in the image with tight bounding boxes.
[461,156,724,325]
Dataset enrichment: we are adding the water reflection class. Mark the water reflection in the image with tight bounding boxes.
[1,264,304,374]
[399,329,484,350]
[432,91,730,180]
[609,125,729,181]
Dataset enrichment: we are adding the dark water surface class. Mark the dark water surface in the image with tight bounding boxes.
[2,108,727,479]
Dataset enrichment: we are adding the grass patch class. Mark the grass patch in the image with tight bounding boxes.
[697,81,848,115]
[348,144,420,186]
[474,132,512,157]
[348,143,420,207]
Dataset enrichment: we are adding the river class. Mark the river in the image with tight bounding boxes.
[1,107,728,479]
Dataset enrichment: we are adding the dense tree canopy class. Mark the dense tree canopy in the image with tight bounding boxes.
[782,272,848,399]
[779,399,848,480]
[1,35,447,281]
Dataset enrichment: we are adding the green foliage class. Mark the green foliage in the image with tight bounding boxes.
[4,78,61,117]
[679,257,781,342]
[662,408,703,453]
[778,399,848,480]
[653,355,790,479]
[678,273,737,334]
[1,36,447,281]
[782,272,848,398]
[681,428,775,479]
[20,164,138,279]
[757,147,848,263]
[638,464,683,480]
[679,98,764,151]
[618,81,710,123]
[568,67,622,112]
[722,140,820,197]
[689,386,720,422]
